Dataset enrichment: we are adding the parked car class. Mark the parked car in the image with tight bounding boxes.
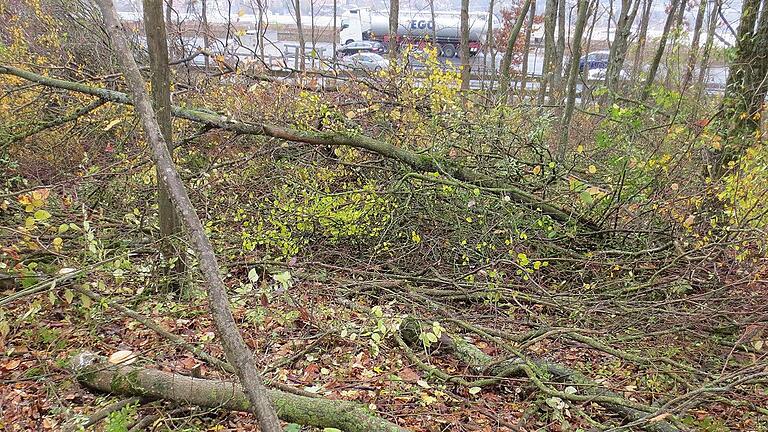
[336,41,386,58]
[579,51,610,71]
[585,67,629,81]
[339,52,390,71]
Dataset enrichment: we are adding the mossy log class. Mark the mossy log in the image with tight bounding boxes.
[70,353,407,432]
[400,318,678,432]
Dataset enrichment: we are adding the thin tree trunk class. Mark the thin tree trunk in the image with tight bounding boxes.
[389,0,399,59]
[539,0,558,103]
[460,0,471,91]
[295,0,305,70]
[332,0,337,69]
[520,0,536,97]
[682,0,708,90]
[201,0,210,70]
[94,1,282,430]
[605,0,641,92]
[485,0,496,86]
[143,0,184,285]
[641,0,681,99]
[554,0,566,91]
[499,0,533,96]
[429,0,437,42]
[559,0,590,157]
[632,0,653,78]
[696,0,721,91]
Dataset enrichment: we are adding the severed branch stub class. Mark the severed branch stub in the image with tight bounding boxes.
[70,352,408,432]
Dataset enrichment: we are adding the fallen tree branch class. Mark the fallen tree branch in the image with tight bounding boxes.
[399,317,679,432]
[0,64,596,229]
[70,353,408,432]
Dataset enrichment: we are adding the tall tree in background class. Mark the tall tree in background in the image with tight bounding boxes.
[294,0,305,70]
[460,0,471,91]
[201,0,210,70]
[485,0,496,82]
[554,0,566,91]
[143,0,183,281]
[559,0,590,156]
[696,0,722,91]
[682,0,708,90]
[605,0,641,92]
[632,0,654,77]
[389,0,399,59]
[539,0,558,102]
[499,0,533,96]
[95,0,282,429]
[519,0,536,95]
[641,0,682,99]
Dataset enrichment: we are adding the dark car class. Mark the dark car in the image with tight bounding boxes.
[578,51,610,71]
[336,41,386,58]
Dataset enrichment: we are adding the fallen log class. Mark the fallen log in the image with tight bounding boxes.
[0,65,596,229]
[399,318,679,432]
[70,352,408,432]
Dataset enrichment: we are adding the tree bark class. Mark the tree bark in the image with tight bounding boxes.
[554,0,566,91]
[605,0,641,92]
[92,1,281,430]
[632,0,653,78]
[0,65,600,229]
[292,0,305,70]
[71,355,407,432]
[695,0,721,91]
[460,0,471,91]
[485,0,496,86]
[641,0,681,99]
[389,0,399,59]
[539,0,559,103]
[201,0,210,70]
[520,0,536,97]
[559,0,590,157]
[499,0,533,96]
[682,0,708,90]
[143,0,184,284]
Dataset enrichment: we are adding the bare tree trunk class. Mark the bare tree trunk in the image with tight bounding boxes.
[256,0,266,60]
[696,0,721,91]
[499,0,533,96]
[485,0,496,86]
[332,0,337,69]
[520,0,536,97]
[389,0,399,60]
[310,0,316,67]
[460,0,471,91]
[632,0,653,78]
[682,0,707,90]
[429,0,437,42]
[605,0,641,92]
[559,0,590,157]
[641,0,681,99]
[201,0,210,70]
[295,0,305,70]
[94,1,281,429]
[539,0,558,103]
[664,0,686,86]
[554,0,566,92]
[143,0,184,285]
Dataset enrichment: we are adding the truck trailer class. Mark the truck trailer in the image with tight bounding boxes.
[339,7,491,58]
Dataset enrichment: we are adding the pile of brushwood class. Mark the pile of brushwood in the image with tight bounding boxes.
[1,9,767,432]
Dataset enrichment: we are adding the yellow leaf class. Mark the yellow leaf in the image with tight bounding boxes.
[532,165,542,175]
[588,165,597,174]
[576,144,584,154]
[103,118,121,131]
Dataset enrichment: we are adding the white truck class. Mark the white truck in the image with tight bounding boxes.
[339,7,491,58]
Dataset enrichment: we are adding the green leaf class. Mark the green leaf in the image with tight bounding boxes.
[64,289,74,304]
[284,424,301,432]
[579,190,594,205]
[468,386,482,395]
[33,210,51,221]
[247,268,259,283]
